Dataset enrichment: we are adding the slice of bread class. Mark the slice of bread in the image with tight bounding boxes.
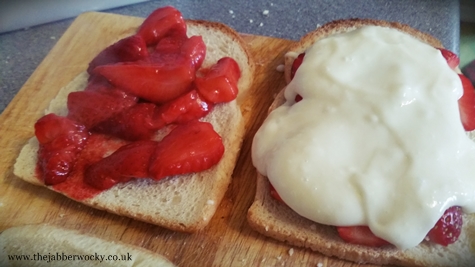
[13,19,255,233]
[0,224,176,267]
[247,19,475,266]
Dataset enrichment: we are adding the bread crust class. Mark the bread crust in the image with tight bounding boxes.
[248,19,475,266]
[13,19,254,233]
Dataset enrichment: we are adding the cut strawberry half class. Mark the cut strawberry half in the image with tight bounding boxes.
[94,61,195,104]
[290,53,305,80]
[84,74,115,93]
[337,226,390,247]
[180,36,206,70]
[94,103,165,141]
[137,6,187,46]
[154,35,186,54]
[458,74,475,131]
[85,140,157,190]
[157,89,213,125]
[426,206,463,246]
[35,114,89,185]
[152,35,206,70]
[87,34,149,75]
[149,120,224,180]
[438,48,460,70]
[67,89,137,129]
[195,57,241,103]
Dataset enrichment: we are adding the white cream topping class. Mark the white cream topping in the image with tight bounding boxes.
[252,26,475,249]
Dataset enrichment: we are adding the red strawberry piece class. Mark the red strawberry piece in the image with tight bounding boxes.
[180,36,206,70]
[438,48,460,70]
[94,103,165,141]
[295,94,303,102]
[458,74,475,131]
[155,35,187,54]
[137,6,187,46]
[94,61,195,104]
[152,35,206,70]
[67,89,137,129]
[194,57,241,103]
[35,114,89,185]
[337,226,390,247]
[85,140,157,190]
[87,35,149,75]
[269,182,284,203]
[157,89,213,125]
[149,121,224,180]
[426,206,463,246]
[290,53,305,80]
[85,74,115,92]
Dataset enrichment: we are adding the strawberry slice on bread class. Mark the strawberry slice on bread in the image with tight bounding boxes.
[13,6,255,233]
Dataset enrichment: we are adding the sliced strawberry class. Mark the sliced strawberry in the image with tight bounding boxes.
[67,89,137,129]
[94,61,195,104]
[149,121,224,180]
[180,36,206,70]
[87,35,149,75]
[438,48,460,70]
[94,103,165,141]
[157,89,213,125]
[295,94,303,102]
[290,53,305,80]
[269,182,284,203]
[427,206,463,246]
[35,114,89,185]
[155,35,187,55]
[137,6,187,46]
[458,74,475,131]
[152,35,206,70]
[84,74,115,92]
[85,140,157,190]
[195,57,241,103]
[337,226,390,247]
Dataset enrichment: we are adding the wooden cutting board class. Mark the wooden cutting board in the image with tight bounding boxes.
[0,11,382,267]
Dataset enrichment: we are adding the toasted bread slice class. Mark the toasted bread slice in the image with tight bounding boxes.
[13,20,255,233]
[0,224,175,267]
[247,19,475,266]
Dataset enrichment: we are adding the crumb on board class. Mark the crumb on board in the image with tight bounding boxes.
[317,262,323,267]
[276,64,285,72]
[263,10,269,16]
[288,248,294,256]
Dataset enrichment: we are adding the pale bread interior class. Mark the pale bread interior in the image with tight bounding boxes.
[248,19,475,267]
[13,20,255,233]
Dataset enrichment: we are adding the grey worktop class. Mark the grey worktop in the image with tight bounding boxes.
[0,0,460,114]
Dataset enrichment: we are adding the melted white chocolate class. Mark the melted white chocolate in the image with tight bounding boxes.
[252,26,475,249]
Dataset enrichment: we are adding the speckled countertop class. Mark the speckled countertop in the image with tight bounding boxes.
[0,0,460,114]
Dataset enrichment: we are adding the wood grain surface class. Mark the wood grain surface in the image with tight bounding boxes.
[0,11,382,267]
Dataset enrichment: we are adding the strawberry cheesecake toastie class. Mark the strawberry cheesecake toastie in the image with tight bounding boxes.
[249,19,475,266]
